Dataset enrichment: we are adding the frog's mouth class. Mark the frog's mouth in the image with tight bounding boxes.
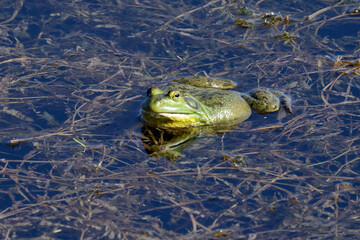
[141,110,195,118]
[141,109,202,127]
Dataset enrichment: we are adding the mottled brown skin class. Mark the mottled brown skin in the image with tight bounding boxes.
[241,87,293,114]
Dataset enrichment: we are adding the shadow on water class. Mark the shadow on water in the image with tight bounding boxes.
[0,0,359,239]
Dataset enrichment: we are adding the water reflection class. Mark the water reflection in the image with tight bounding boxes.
[141,124,238,161]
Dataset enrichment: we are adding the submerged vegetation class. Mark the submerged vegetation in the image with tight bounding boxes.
[0,0,359,239]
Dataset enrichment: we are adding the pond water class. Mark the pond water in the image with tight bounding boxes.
[0,0,359,239]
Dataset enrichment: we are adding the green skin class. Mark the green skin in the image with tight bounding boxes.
[141,77,293,128]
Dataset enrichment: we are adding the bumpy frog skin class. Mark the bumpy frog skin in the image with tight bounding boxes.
[141,76,293,128]
[241,87,293,114]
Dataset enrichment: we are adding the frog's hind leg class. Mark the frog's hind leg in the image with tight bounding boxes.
[270,89,294,114]
[240,93,268,113]
[169,76,238,89]
[280,95,294,114]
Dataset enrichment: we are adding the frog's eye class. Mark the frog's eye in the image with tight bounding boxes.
[169,91,181,100]
[273,105,277,110]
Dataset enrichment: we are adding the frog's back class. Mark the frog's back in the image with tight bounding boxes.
[191,88,252,126]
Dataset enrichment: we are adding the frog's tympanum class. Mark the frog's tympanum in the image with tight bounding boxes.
[141,76,293,160]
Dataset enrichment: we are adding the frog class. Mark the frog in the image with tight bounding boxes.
[141,76,293,128]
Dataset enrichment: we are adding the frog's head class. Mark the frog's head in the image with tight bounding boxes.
[141,87,209,128]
